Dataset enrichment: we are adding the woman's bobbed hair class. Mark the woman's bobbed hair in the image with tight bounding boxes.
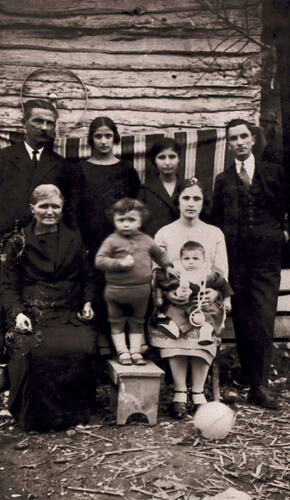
[88,116,120,147]
[150,137,181,166]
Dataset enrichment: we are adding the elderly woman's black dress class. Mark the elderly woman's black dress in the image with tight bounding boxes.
[2,222,97,431]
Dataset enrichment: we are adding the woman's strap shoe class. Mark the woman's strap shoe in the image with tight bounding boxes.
[170,390,187,419]
[170,401,187,419]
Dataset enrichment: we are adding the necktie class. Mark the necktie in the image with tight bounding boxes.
[239,162,251,186]
[32,149,38,168]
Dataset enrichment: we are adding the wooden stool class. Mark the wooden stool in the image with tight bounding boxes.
[107,359,164,425]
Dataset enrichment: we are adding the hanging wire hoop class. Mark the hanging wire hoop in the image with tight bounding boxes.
[20,64,88,117]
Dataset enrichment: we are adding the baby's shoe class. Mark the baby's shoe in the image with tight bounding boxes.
[156,316,180,339]
[197,322,214,346]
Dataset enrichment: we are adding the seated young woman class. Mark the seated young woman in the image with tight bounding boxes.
[2,184,98,431]
[150,177,231,419]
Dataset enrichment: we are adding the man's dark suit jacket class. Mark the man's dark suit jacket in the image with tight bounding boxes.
[211,159,286,272]
[0,141,72,237]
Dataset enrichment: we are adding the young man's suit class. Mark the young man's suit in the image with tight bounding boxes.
[211,160,286,387]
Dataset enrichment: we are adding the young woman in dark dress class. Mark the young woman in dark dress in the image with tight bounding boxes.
[74,117,141,353]
[2,185,97,431]
[138,138,182,237]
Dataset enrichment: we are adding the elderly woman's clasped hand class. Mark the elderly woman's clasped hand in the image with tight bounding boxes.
[77,301,95,322]
[15,312,33,333]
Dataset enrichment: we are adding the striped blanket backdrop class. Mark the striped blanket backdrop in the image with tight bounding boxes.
[0,129,230,192]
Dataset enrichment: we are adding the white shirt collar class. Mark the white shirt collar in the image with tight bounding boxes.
[235,153,255,181]
[24,142,44,160]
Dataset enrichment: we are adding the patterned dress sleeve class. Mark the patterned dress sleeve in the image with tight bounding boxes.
[212,227,229,279]
[154,227,168,256]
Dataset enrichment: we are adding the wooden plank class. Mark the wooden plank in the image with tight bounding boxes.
[274,316,290,339]
[0,80,261,99]
[0,109,260,135]
[0,31,261,54]
[0,8,261,32]
[0,95,261,114]
[0,49,261,71]
[107,359,164,385]
[0,67,257,88]
[277,295,290,312]
[0,0,260,15]
[280,269,290,291]
[223,316,290,340]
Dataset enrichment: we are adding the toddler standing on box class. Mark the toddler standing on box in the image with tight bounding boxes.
[95,198,174,365]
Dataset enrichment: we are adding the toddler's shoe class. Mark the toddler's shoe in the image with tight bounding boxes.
[130,352,146,365]
[117,352,132,365]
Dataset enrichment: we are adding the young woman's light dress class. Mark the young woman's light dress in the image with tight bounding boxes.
[151,218,228,364]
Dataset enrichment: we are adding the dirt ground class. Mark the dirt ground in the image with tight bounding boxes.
[0,344,289,500]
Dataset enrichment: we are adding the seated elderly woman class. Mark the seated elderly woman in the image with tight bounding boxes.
[2,184,97,431]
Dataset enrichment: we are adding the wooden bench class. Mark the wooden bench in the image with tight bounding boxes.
[107,359,164,425]
[212,269,290,400]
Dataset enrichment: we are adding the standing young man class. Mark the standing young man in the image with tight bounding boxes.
[211,119,288,409]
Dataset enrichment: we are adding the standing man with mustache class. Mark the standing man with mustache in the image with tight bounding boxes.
[0,99,73,239]
[211,119,288,409]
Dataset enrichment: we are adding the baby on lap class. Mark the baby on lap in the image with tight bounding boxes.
[154,241,232,346]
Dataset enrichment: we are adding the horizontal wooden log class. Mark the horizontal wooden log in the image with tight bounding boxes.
[0,108,259,135]
[0,31,261,55]
[0,79,260,99]
[0,0,260,15]
[0,66,255,88]
[0,8,261,33]
[0,49,261,71]
[0,0,211,15]
[0,95,260,114]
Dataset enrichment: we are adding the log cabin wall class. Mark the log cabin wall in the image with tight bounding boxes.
[0,0,262,137]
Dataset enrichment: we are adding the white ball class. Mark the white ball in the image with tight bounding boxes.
[193,401,235,439]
